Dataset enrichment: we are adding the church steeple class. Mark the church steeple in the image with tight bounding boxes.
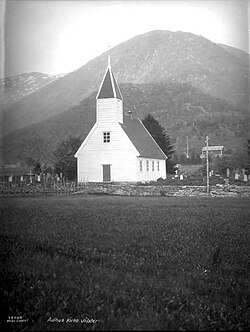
[96,57,122,100]
[96,57,123,124]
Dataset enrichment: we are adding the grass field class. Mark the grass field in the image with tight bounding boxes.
[1,195,250,330]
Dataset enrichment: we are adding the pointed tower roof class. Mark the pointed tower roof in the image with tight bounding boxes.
[96,58,122,100]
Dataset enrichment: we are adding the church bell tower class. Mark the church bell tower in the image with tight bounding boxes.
[96,57,123,124]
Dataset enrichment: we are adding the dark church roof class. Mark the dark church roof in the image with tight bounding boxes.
[120,115,167,160]
[96,66,122,100]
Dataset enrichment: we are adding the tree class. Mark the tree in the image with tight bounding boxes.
[26,158,42,174]
[22,135,54,172]
[211,155,232,177]
[230,146,248,171]
[142,114,176,173]
[53,136,82,180]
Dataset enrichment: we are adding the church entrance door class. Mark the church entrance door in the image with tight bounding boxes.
[102,165,111,182]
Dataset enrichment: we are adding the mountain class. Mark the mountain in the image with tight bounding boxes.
[3,82,249,165]
[217,44,249,65]
[2,30,249,137]
[0,72,65,110]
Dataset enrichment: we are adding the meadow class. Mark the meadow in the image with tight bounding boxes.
[1,195,250,330]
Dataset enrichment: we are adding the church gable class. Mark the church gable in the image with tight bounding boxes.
[74,121,139,158]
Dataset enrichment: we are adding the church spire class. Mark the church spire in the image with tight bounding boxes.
[96,57,122,100]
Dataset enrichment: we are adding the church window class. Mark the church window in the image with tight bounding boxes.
[103,132,111,143]
[157,161,160,171]
[140,160,143,172]
[146,160,149,171]
[152,161,155,171]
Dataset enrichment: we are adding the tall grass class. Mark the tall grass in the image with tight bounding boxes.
[1,196,249,330]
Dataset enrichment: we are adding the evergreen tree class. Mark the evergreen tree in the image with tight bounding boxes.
[53,136,82,180]
[142,114,176,173]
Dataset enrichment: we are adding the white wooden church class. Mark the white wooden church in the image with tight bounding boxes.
[74,59,167,182]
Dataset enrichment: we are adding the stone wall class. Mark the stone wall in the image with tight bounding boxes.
[2,182,250,198]
[76,184,250,197]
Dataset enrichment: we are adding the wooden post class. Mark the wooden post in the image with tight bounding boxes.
[206,135,210,195]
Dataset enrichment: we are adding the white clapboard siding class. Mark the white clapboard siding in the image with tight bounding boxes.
[97,99,123,124]
[78,122,138,152]
[77,122,139,182]
[137,158,166,181]
[78,150,138,182]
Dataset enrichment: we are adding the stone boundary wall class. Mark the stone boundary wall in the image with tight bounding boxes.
[1,183,250,198]
[76,184,250,197]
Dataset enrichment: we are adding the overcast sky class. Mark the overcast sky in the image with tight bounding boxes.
[1,0,249,78]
